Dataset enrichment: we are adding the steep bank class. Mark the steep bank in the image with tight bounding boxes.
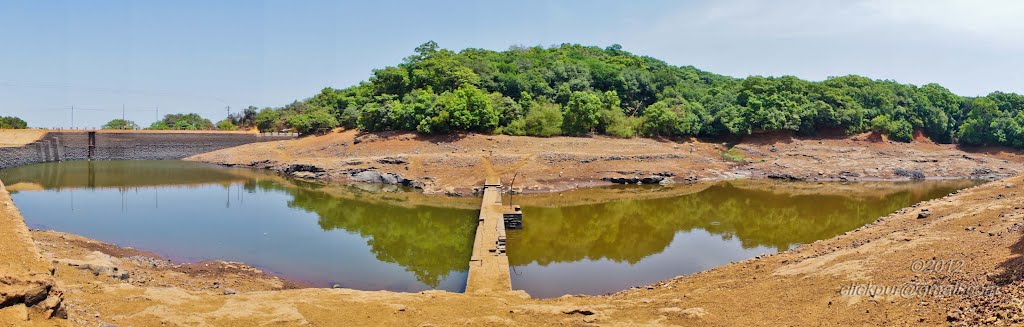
[0,180,64,325]
[4,172,1023,325]
[190,130,1024,195]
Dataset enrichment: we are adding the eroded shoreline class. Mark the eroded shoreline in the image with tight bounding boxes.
[3,132,1024,325]
[190,130,1024,196]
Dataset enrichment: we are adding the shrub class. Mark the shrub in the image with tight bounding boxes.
[0,116,28,129]
[288,108,339,135]
[102,119,138,130]
[521,102,563,137]
[216,119,236,131]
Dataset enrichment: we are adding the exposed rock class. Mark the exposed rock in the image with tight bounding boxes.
[57,251,120,278]
[0,304,28,322]
[602,176,665,185]
[894,168,925,180]
[918,209,931,219]
[767,173,801,181]
[839,171,860,178]
[377,157,408,165]
[223,288,238,295]
[281,164,325,174]
[350,170,423,188]
[562,308,596,316]
[972,167,995,176]
[680,307,708,318]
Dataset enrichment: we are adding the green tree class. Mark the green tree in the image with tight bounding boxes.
[958,97,1001,145]
[288,107,339,135]
[228,106,259,128]
[237,42,1024,149]
[507,101,563,137]
[102,119,138,130]
[149,113,214,130]
[216,119,236,131]
[562,91,604,135]
[255,108,282,132]
[0,116,28,129]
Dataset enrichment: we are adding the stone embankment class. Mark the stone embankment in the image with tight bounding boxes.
[0,130,294,169]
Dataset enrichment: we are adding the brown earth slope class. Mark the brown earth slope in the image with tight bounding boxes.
[190,130,1024,195]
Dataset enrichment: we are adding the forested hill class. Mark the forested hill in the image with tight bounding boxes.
[249,42,1024,148]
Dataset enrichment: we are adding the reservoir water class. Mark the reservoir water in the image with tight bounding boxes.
[0,160,978,296]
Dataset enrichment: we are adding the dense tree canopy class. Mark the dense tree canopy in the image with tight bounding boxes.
[0,116,28,129]
[250,42,1024,147]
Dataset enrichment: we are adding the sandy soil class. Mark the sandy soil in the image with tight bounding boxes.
[0,130,47,147]
[190,130,1024,195]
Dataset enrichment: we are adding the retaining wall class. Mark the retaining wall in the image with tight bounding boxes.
[0,131,294,169]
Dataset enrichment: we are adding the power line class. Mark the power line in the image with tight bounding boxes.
[0,81,229,103]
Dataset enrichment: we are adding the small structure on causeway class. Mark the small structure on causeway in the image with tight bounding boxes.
[503,205,523,230]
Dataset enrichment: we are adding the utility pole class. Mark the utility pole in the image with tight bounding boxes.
[122,104,126,130]
[226,106,231,119]
[71,105,74,129]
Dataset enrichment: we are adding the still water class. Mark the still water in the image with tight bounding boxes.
[0,161,978,297]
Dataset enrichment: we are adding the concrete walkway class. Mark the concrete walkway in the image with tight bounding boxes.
[465,177,512,293]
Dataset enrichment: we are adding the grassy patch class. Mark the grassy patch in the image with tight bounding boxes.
[721,148,747,163]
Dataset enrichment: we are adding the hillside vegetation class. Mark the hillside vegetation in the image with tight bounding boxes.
[252,42,1024,147]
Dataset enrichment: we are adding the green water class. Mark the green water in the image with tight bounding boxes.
[506,180,978,297]
[0,160,977,297]
[0,161,477,292]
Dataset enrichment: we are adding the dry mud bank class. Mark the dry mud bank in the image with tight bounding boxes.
[0,168,1022,325]
[190,130,1024,195]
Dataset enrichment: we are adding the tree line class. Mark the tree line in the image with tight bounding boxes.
[241,41,1023,147]
[0,116,28,129]
[101,113,217,130]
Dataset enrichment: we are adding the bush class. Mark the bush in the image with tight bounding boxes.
[148,113,214,130]
[102,119,138,130]
[520,102,563,136]
[216,119,236,131]
[600,108,638,138]
[562,91,604,135]
[0,116,29,129]
[288,108,339,135]
[147,121,170,130]
[255,108,282,132]
[870,114,913,142]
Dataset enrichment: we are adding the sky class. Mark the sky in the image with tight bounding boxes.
[1,0,1022,128]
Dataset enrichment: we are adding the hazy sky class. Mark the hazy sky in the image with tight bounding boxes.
[1,0,1022,128]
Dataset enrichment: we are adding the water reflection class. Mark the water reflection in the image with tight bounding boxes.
[507,180,978,297]
[1,161,477,292]
[0,161,979,297]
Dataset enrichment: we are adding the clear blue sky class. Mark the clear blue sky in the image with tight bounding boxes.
[2,0,1022,128]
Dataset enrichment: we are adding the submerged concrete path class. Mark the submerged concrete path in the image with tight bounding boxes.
[465,177,512,293]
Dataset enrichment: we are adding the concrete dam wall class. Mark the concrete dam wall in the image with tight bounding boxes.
[0,131,294,169]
